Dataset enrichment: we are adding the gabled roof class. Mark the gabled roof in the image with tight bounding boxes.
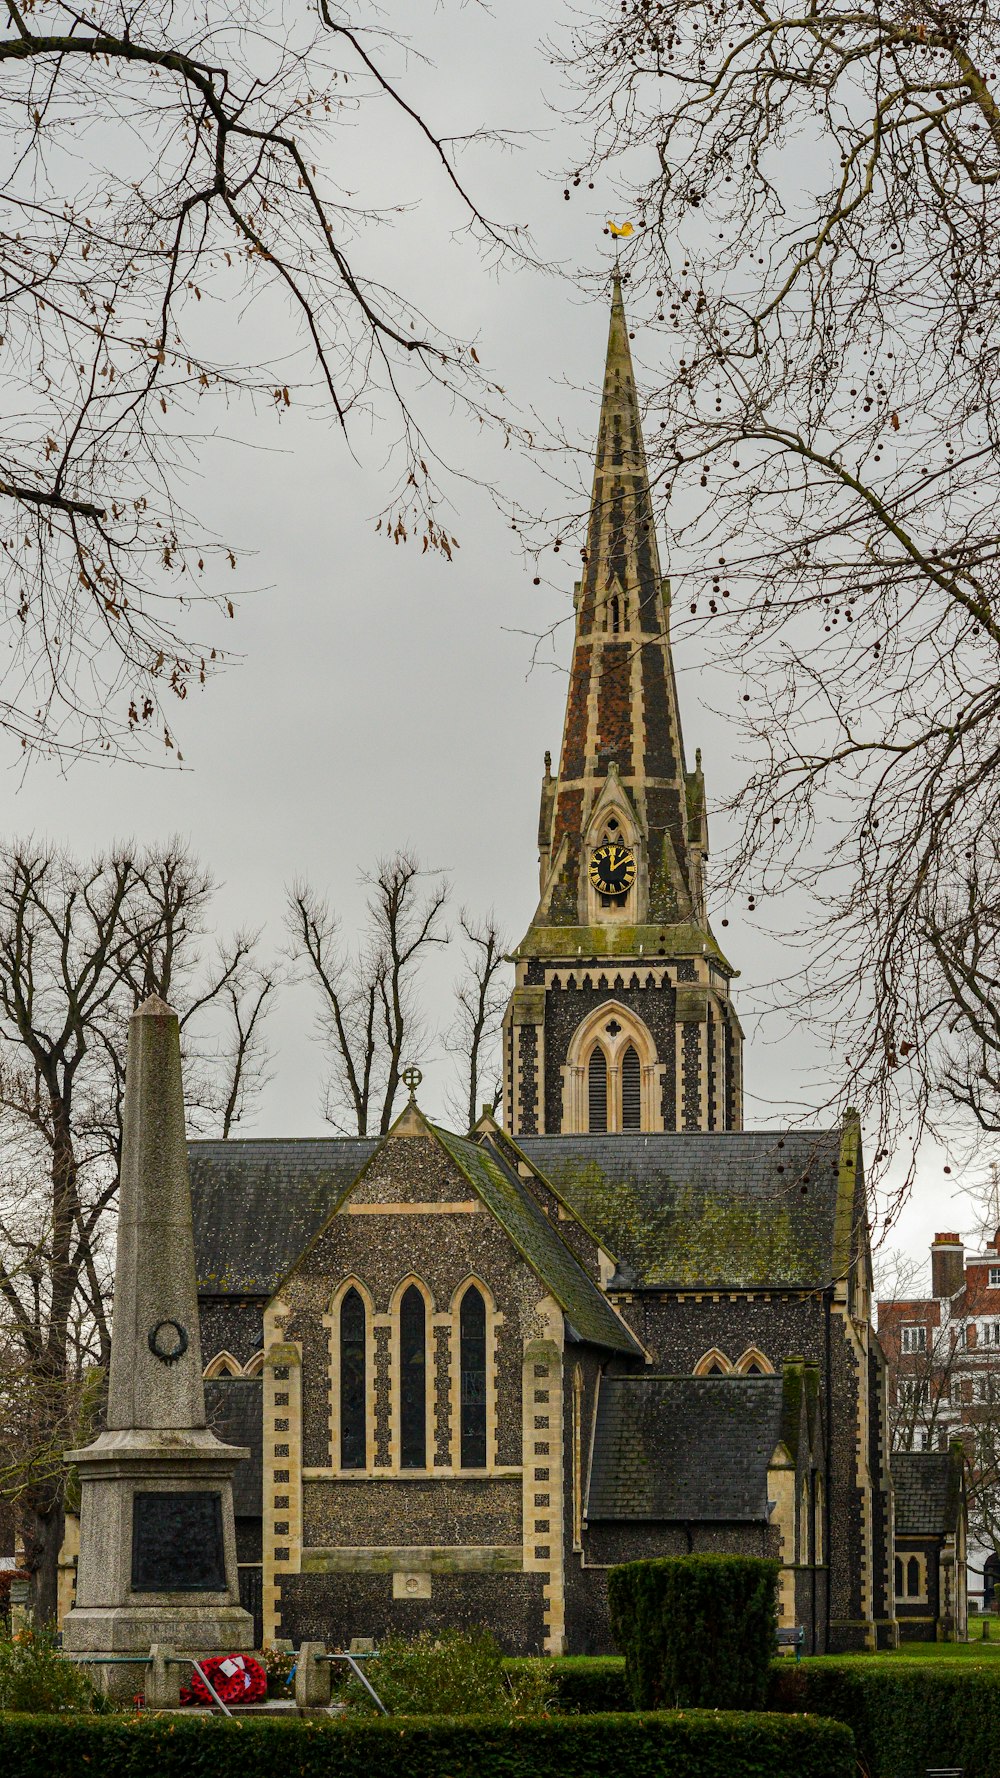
[432,1127,641,1356]
[190,1137,377,1296]
[588,1374,786,1521]
[519,1130,849,1289]
[892,1449,965,1536]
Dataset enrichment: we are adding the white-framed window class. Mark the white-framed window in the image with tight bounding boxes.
[989,1267,1000,1287]
[981,1321,1000,1347]
[899,1379,930,1408]
[901,1324,927,1354]
[950,1377,965,1407]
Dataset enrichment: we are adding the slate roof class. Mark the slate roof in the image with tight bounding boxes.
[204,1377,263,1517]
[588,1374,785,1521]
[519,1131,846,1289]
[190,1138,377,1295]
[892,1450,963,1536]
[432,1127,641,1356]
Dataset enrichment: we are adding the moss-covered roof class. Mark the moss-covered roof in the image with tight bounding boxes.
[892,1449,965,1536]
[588,1374,785,1521]
[519,1131,847,1289]
[190,1138,377,1295]
[512,922,733,969]
[432,1127,641,1355]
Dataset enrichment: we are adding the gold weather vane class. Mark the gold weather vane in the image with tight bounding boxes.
[607,219,635,238]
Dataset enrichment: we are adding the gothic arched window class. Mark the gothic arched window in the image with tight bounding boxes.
[459,1285,487,1469]
[621,1044,641,1130]
[907,1555,920,1597]
[894,1557,903,1598]
[588,1047,608,1132]
[399,1284,427,1469]
[339,1287,366,1470]
[610,594,621,634]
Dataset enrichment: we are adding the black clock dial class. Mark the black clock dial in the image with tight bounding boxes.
[589,843,636,898]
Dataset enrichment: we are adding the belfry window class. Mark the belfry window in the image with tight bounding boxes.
[610,594,621,633]
[588,1047,608,1132]
[339,1287,366,1469]
[399,1285,427,1468]
[621,1044,641,1130]
[459,1285,488,1469]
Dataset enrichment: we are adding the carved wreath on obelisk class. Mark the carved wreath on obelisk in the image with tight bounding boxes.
[148,1319,189,1364]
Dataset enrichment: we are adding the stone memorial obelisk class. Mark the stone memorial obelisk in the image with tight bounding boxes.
[63,995,253,1663]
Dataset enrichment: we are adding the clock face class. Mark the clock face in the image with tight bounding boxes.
[589,842,636,898]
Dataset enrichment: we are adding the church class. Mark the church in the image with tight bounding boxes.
[186,276,896,1657]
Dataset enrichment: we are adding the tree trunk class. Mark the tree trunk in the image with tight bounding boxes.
[24,1482,64,1625]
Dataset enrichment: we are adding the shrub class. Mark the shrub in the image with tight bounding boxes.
[0,1706,855,1778]
[770,1658,1000,1778]
[608,1554,780,1710]
[0,1630,97,1714]
[254,1647,295,1700]
[340,1629,552,1718]
[503,1657,631,1714]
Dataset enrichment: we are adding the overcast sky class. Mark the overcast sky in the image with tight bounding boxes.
[4,0,973,1285]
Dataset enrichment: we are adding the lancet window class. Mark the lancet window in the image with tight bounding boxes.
[399,1284,428,1469]
[459,1285,487,1469]
[339,1286,367,1469]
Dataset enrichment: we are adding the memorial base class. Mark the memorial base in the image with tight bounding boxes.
[62,1426,253,1661]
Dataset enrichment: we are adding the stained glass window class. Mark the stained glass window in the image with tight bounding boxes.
[460,1286,487,1469]
[339,1288,366,1469]
[399,1284,427,1469]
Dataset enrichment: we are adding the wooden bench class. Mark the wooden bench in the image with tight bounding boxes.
[776,1626,805,1660]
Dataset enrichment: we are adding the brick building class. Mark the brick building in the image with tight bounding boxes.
[879,1229,998,1616]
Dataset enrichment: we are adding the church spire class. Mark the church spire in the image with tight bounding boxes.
[539,272,703,930]
[504,273,743,1137]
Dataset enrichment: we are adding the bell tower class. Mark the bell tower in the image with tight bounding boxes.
[503,273,743,1136]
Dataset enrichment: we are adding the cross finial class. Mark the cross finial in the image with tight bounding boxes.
[402,1065,423,1102]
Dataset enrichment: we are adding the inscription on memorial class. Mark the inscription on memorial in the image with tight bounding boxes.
[130,1491,226,1593]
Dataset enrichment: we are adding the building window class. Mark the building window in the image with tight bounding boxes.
[399,1285,427,1468]
[815,1473,824,1565]
[459,1285,487,1469]
[990,1267,1000,1287]
[982,1321,1000,1347]
[339,1287,366,1470]
[907,1555,921,1597]
[588,1047,608,1132]
[894,1556,903,1598]
[899,1380,930,1408]
[621,1044,641,1131]
[901,1324,927,1354]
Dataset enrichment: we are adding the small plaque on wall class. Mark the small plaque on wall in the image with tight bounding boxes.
[131,1491,226,1592]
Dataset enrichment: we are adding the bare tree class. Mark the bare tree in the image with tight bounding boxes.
[550,0,1000,1166]
[445,911,510,1131]
[0,0,521,762]
[288,850,449,1135]
[0,839,276,1617]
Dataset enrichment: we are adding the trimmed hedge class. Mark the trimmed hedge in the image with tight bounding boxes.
[771,1658,1000,1778]
[609,1554,780,1710]
[503,1657,631,1714]
[0,1708,854,1778]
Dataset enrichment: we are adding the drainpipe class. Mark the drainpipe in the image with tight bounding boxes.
[824,1286,834,1653]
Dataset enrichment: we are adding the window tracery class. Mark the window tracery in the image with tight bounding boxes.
[563,1002,662,1133]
